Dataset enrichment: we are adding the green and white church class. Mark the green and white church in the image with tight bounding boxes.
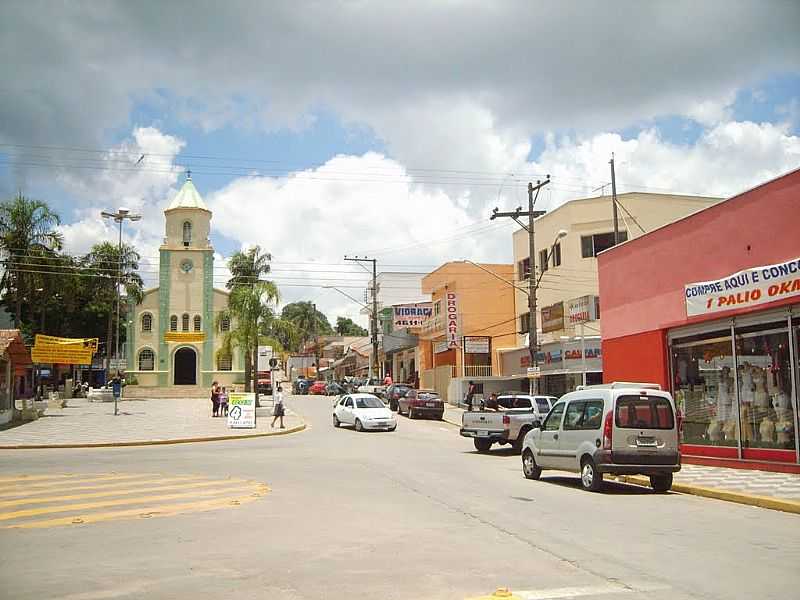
[126,175,242,388]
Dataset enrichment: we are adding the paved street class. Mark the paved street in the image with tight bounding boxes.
[1,394,798,600]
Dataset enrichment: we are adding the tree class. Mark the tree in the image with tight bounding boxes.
[281,301,333,347]
[85,242,144,373]
[225,247,278,395]
[0,193,63,328]
[335,316,368,336]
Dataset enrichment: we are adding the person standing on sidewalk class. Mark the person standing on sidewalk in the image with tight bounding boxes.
[271,385,285,429]
[210,381,220,417]
[465,381,476,411]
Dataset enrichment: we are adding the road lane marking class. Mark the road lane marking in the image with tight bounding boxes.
[0,473,270,529]
[498,582,670,600]
[0,478,249,508]
[0,475,204,498]
[1,473,156,490]
[6,494,265,529]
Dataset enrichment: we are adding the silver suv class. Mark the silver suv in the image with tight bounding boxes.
[521,382,681,492]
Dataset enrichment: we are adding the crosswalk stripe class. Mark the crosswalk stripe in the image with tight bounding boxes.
[0,475,204,499]
[0,478,252,508]
[1,473,155,489]
[5,494,265,529]
[0,482,262,521]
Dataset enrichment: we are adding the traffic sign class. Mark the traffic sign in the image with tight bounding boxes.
[526,366,542,378]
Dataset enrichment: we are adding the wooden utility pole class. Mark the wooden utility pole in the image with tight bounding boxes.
[610,155,620,245]
[344,256,379,379]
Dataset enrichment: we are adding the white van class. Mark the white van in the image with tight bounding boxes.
[521,382,681,492]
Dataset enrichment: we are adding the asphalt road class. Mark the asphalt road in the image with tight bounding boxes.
[1,394,798,600]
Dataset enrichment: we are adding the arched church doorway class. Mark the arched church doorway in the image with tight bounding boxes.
[174,347,197,385]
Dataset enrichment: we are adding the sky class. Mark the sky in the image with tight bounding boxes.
[1,1,799,327]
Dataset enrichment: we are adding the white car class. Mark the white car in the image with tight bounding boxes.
[333,393,397,432]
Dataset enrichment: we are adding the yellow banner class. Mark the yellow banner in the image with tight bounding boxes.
[34,335,98,351]
[31,346,94,365]
[164,332,206,343]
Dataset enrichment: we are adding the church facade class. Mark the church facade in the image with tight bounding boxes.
[126,177,243,388]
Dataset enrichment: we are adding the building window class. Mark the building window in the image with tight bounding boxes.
[517,257,531,280]
[220,315,231,332]
[217,353,232,371]
[520,312,531,334]
[182,221,192,247]
[141,313,152,332]
[170,315,178,331]
[538,249,549,273]
[194,315,201,331]
[138,349,155,371]
[552,242,562,267]
[182,313,189,331]
[434,301,441,316]
[581,231,628,258]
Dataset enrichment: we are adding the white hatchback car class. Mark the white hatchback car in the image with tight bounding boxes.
[333,393,397,432]
[521,382,681,492]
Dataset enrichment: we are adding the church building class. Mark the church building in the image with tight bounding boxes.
[126,176,242,388]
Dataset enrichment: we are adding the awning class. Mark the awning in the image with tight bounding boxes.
[0,330,32,366]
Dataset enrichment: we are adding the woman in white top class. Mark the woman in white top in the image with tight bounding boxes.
[271,386,285,429]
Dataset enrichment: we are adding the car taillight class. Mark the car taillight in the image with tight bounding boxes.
[502,414,510,428]
[602,411,613,450]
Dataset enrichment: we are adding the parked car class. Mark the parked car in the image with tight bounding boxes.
[333,393,397,432]
[460,394,556,453]
[308,381,328,395]
[385,384,412,411]
[293,377,312,394]
[521,382,681,492]
[398,389,444,420]
[326,381,345,396]
[357,378,387,398]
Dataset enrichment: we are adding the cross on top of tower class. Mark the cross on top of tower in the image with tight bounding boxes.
[186,168,192,181]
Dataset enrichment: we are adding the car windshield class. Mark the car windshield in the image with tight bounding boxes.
[355,397,384,409]
[418,393,439,401]
[536,399,551,412]
[615,395,674,429]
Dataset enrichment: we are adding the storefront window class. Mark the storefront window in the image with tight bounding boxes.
[735,322,796,452]
[671,331,737,448]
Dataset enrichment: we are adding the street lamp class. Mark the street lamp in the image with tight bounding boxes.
[101,207,141,416]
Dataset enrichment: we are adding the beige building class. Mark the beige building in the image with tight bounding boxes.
[126,176,242,388]
[507,192,720,395]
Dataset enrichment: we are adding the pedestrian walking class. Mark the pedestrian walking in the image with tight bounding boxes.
[210,381,220,417]
[219,386,229,417]
[271,385,285,429]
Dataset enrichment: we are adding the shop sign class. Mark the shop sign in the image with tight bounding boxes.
[566,295,598,324]
[228,393,256,428]
[446,292,460,348]
[434,340,450,354]
[257,346,273,371]
[463,336,490,354]
[526,366,541,378]
[541,302,564,333]
[685,256,800,317]
[393,302,433,328]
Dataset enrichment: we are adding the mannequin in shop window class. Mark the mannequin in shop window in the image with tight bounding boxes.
[738,362,755,444]
[708,366,734,444]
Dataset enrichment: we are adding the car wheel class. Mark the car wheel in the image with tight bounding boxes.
[513,427,531,453]
[473,438,492,453]
[389,425,397,432]
[333,414,341,428]
[408,407,414,419]
[580,457,603,492]
[522,449,541,480]
[650,473,673,493]
[355,419,364,432]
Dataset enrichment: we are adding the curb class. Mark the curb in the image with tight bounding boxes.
[615,474,800,515]
[0,422,306,450]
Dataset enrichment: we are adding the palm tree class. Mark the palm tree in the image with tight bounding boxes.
[85,242,144,375]
[0,193,63,327]
[226,245,271,290]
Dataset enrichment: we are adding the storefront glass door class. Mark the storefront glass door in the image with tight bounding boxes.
[735,322,796,461]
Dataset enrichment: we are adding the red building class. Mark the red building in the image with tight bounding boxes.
[598,168,800,471]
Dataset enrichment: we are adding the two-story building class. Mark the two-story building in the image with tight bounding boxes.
[505,192,721,396]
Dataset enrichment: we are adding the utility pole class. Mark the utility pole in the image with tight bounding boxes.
[312,302,320,381]
[490,176,550,394]
[344,256,379,379]
[610,155,620,245]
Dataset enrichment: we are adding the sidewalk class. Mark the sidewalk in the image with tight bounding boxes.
[0,397,304,448]
[444,403,800,513]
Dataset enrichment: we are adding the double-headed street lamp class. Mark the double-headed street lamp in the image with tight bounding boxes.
[101,207,141,415]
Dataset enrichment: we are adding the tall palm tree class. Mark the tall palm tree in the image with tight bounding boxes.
[226,245,271,290]
[85,242,144,373]
[0,193,63,327]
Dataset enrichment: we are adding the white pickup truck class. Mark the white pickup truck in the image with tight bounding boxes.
[460,394,556,453]
[357,378,387,399]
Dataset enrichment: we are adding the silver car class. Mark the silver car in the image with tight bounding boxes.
[521,382,681,492]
